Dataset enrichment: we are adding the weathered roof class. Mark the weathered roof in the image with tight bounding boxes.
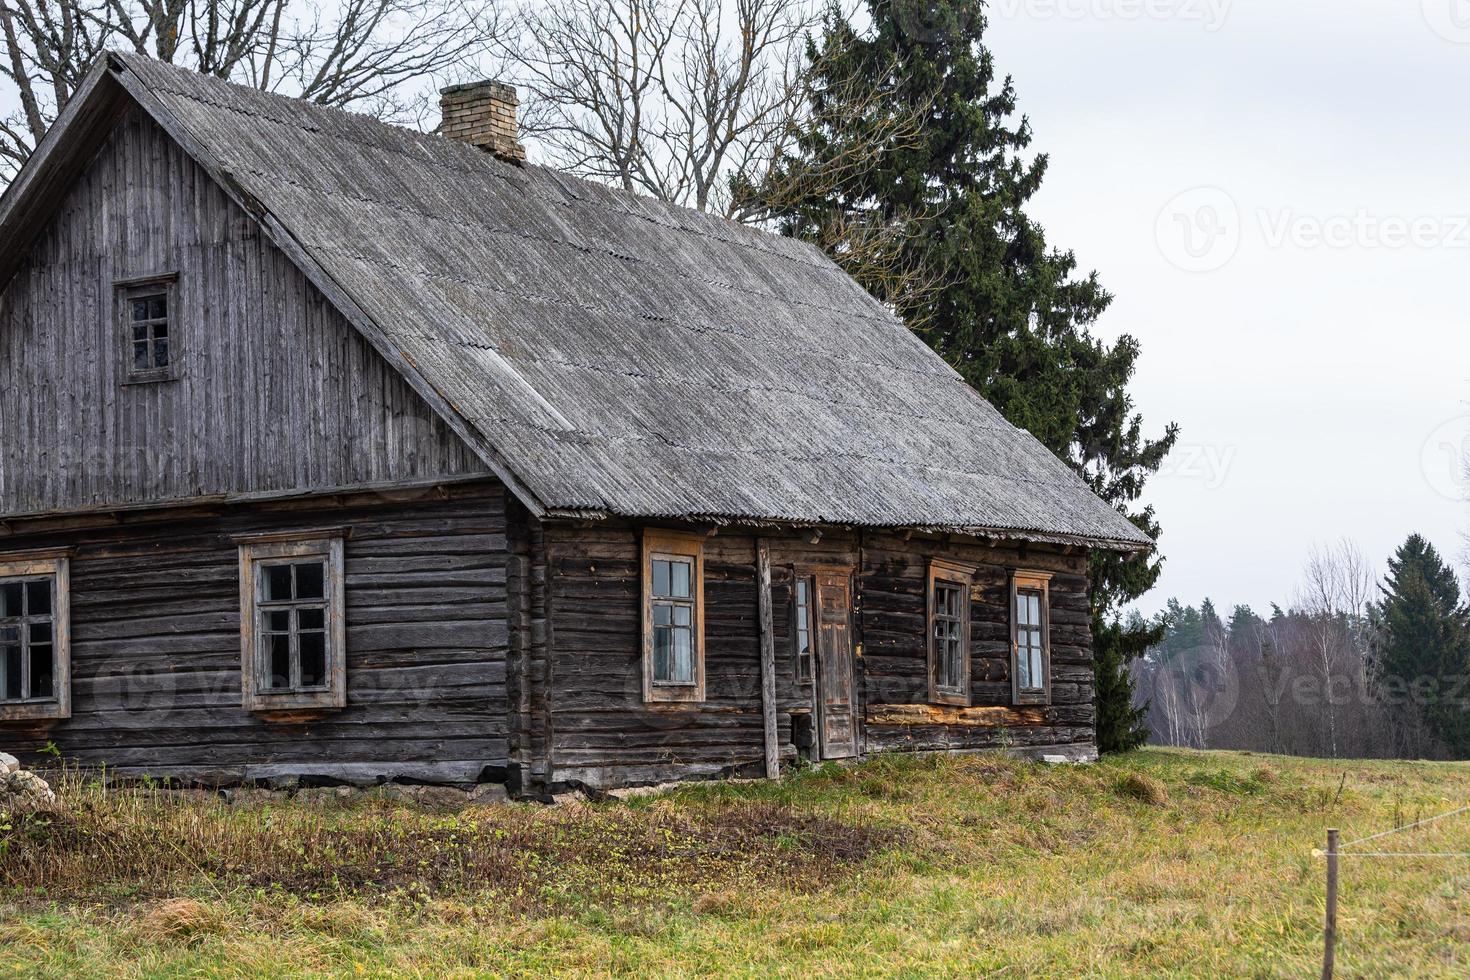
[1,53,1151,550]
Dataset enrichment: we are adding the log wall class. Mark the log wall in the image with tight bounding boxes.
[540,523,1096,790]
[1,482,510,785]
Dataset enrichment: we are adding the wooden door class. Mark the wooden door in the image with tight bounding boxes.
[814,570,859,759]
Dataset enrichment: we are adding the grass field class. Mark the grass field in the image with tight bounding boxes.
[3,747,1470,977]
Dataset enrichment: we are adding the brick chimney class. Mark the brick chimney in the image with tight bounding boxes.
[439,80,525,163]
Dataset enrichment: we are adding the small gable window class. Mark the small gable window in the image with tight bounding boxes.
[642,530,705,702]
[238,532,346,715]
[0,553,71,723]
[928,559,973,706]
[1012,572,1053,705]
[117,276,177,383]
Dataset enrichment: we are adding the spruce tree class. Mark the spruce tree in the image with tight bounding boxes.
[751,0,1177,751]
[1372,535,1470,754]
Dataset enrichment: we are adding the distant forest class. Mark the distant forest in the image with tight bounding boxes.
[1134,535,1470,760]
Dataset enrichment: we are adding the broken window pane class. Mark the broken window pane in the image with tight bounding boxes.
[2,644,19,701]
[294,562,324,600]
[267,634,291,690]
[29,645,52,699]
[26,580,50,616]
[297,608,324,632]
[264,565,293,601]
[266,610,290,633]
[0,583,21,618]
[29,622,51,645]
[299,632,326,687]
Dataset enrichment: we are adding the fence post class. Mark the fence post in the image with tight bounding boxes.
[1322,828,1339,980]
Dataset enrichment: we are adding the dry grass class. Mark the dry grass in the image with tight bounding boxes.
[3,749,1470,977]
[1,775,900,908]
[1116,771,1169,806]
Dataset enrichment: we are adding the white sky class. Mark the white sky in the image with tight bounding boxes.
[982,0,1470,616]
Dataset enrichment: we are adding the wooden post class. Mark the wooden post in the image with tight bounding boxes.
[1322,828,1339,980]
[756,540,780,779]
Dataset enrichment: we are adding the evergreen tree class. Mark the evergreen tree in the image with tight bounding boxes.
[1095,612,1154,753]
[750,0,1177,752]
[1371,535,1470,754]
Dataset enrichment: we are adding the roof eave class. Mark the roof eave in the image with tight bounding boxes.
[542,507,1153,554]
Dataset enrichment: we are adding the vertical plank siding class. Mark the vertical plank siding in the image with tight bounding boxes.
[0,104,486,520]
[2,483,511,785]
[541,524,1096,790]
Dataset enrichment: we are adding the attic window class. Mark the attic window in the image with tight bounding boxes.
[0,553,71,724]
[118,276,177,383]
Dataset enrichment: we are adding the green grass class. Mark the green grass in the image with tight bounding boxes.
[4,748,1470,976]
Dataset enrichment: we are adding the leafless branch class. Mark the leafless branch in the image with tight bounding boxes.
[0,0,501,185]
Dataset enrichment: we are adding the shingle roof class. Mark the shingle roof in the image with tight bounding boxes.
[20,53,1153,549]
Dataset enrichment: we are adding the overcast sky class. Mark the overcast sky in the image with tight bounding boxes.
[979,0,1470,616]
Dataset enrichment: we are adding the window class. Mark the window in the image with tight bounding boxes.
[641,529,705,703]
[928,559,973,706]
[0,553,70,723]
[117,275,177,383]
[238,532,346,714]
[792,574,815,684]
[1012,572,1053,705]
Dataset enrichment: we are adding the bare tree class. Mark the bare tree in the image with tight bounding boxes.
[502,0,811,218]
[0,0,498,182]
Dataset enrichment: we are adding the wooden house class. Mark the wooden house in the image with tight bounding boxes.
[0,54,1151,795]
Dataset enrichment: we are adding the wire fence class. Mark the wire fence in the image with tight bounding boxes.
[1319,799,1470,978]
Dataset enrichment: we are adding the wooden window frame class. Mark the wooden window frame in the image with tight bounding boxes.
[117,273,179,385]
[791,571,816,685]
[641,529,706,704]
[1011,571,1054,706]
[0,552,71,724]
[238,531,346,716]
[927,558,975,707]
